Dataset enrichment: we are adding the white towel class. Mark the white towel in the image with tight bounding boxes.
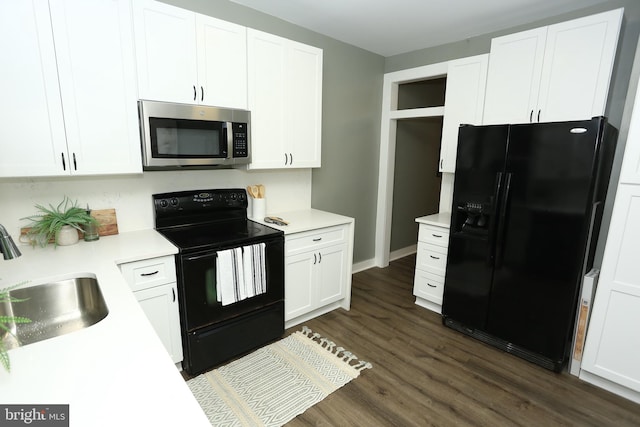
[216,247,245,306]
[216,244,266,306]
[243,243,267,298]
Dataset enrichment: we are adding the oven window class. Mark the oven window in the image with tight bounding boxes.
[150,118,226,158]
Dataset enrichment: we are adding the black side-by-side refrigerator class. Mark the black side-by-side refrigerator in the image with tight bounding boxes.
[441,117,617,371]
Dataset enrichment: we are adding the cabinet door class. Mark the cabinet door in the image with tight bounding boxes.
[0,0,67,177]
[317,244,347,306]
[50,0,141,175]
[247,29,288,169]
[135,283,183,364]
[285,251,316,321]
[536,9,622,123]
[133,0,198,104]
[482,27,547,125]
[581,184,640,392]
[196,15,247,109]
[620,81,640,185]
[440,54,488,173]
[287,40,323,168]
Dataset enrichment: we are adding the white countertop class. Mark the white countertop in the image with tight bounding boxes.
[0,230,210,426]
[415,212,451,228]
[250,208,354,234]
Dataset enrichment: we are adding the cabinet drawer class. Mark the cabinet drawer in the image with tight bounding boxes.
[413,269,444,304]
[418,224,449,248]
[119,255,176,292]
[286,225,346,255]
[416,243,448,276]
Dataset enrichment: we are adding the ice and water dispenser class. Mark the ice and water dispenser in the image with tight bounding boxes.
[453,201,491,236]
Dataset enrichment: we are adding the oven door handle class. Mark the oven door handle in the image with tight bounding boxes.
[185,253,218,262]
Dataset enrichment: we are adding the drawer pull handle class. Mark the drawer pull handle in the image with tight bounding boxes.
[429,255,440,260]
[140,270,159,277]
[432,234,442,238]
[172,288,176,302]
[427,283,437,288]
[313,238,322,242]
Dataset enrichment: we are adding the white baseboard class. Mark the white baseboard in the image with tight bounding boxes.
[352,245,416,273]
[390,244,416,261]
[352,259,376,274]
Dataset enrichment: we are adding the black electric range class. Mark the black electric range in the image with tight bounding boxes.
[153,188,285,375]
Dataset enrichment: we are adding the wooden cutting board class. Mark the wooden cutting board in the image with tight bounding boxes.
[91,208,119,236]
[20,208,119,240]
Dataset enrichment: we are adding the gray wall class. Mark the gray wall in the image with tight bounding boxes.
[161,0,386,264]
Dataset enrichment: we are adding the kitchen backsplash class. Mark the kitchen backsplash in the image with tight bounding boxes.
[1,169,312,239]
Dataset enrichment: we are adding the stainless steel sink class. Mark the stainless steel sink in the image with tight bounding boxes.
[1,277,108,350]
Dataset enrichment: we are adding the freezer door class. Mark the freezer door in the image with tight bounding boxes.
[442,124,508,329]
[487,118,606,362]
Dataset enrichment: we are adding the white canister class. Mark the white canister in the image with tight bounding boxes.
[252,198,266,220]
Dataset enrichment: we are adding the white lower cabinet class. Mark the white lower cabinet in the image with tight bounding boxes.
[284,224,352,327]
[413,220,450,313]
[119,256,183,364]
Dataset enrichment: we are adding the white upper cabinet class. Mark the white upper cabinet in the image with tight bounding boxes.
[440,54,488,173]
[133,0,248,109]
[50,0,141,175]
[196,15,248,109]
[247,29,323,169]
[482,28,546,125]
[0,0,67,177]
[0,0,141,177]
[483,8,623,125]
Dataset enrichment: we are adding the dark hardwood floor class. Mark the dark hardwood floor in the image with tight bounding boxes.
[284,254,640,427]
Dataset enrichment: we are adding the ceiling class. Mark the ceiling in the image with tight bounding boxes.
[229,0,612,57]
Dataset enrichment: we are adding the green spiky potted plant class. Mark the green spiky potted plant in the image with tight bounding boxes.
[0,284,31,372]
[21,197,99,247]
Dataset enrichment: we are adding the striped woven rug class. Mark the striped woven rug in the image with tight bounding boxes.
[187,326,372,426]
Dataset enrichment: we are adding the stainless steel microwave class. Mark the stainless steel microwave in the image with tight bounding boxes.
[138,100,251,170]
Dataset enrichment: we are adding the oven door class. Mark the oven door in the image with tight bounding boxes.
[177,235,284,333]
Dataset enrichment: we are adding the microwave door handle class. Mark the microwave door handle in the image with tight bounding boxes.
[226,122,233,159]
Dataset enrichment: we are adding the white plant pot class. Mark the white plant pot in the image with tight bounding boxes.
[56,225,79,246]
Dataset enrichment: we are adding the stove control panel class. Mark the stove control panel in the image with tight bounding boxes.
[153,188,248,215]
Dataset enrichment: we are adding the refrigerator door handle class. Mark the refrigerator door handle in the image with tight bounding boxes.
[494,172,513,269]
[487,172,504,266]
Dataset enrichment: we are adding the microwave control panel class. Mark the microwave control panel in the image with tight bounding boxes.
[232,122,248,157]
